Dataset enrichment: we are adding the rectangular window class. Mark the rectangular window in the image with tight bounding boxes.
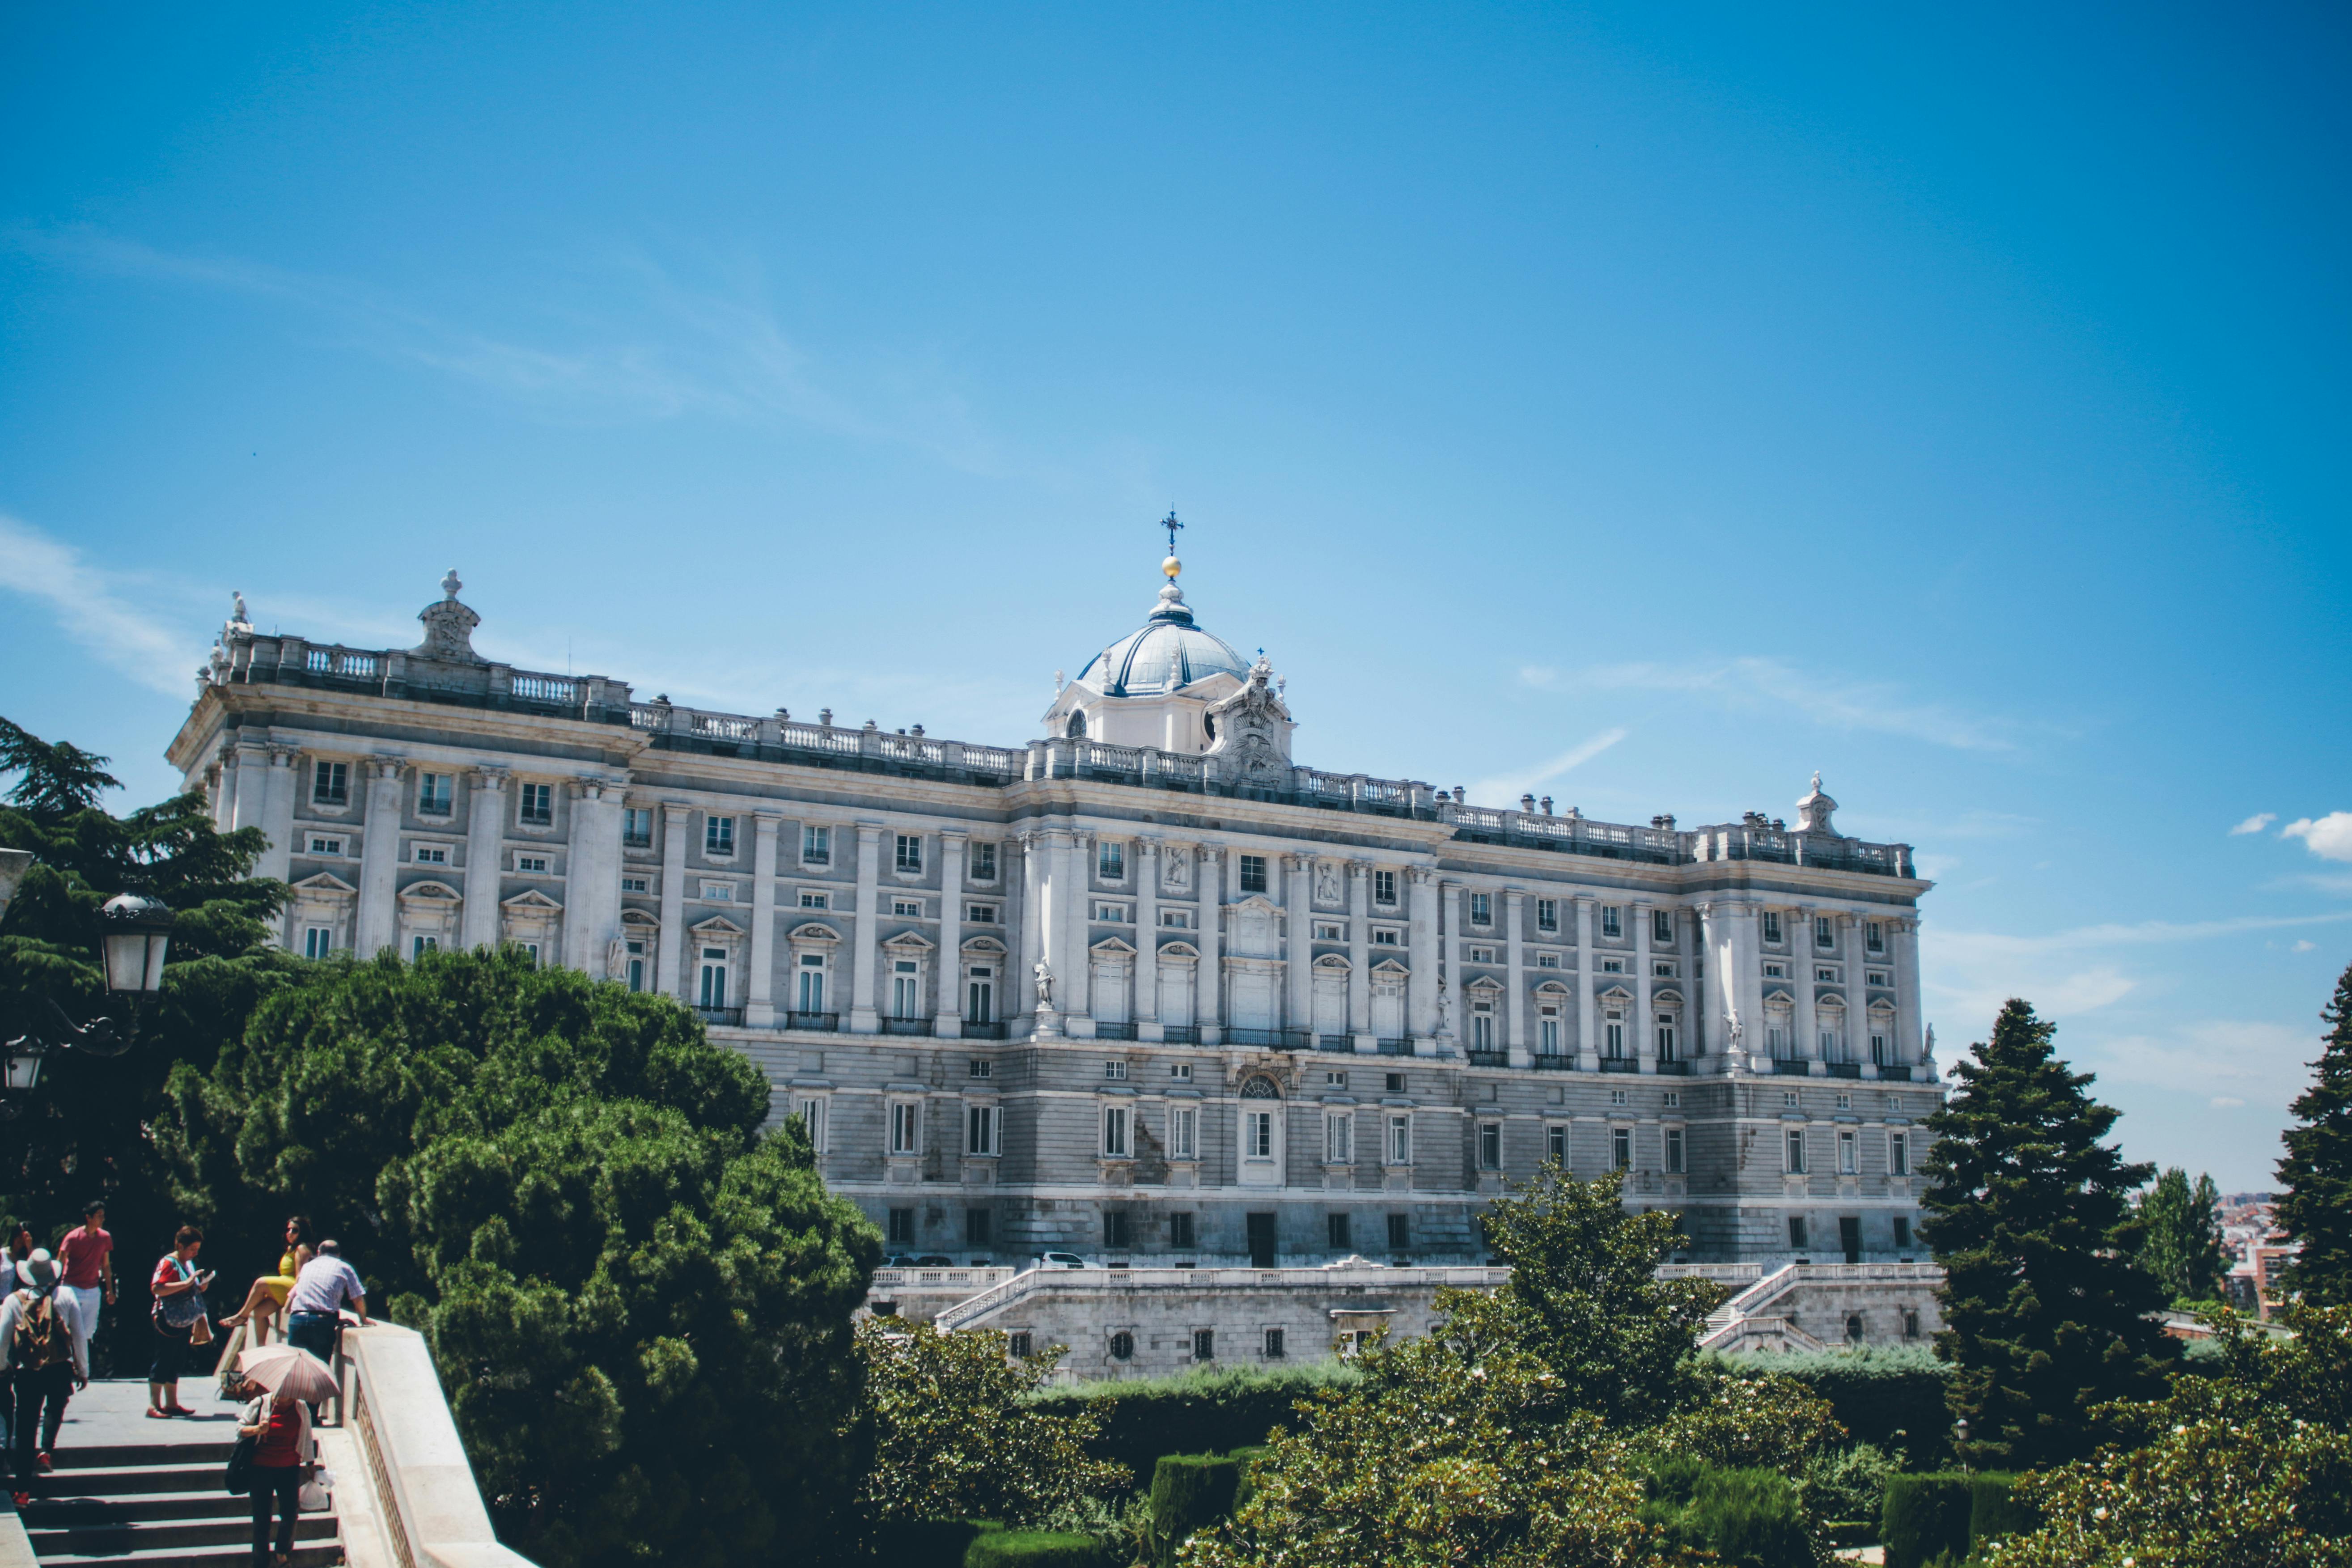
[1170,1063,1193,1081]
[1665,1128,1686,1174]
[1239,854,1268,894]
[966,903,999,924]
[966,1208,991,1246]
[1601,958,1624,974]
[1537,952,1560,969]
[800,890,830,909]
[797,956,826,1013]
[1764,962,1786,979]
[1653,961,1675,978]
[1604,1009,1626,1058]
[1386,1114,1411,1165]
[416,773,452,815]
[1373,869,1397,905]
[891,960,920,1019]
[890,1103,920,1156]
[1103,1060,1128,1080]
[1315,921,1343,941]
[704,815,735,856]
[1816,915,1836,949]
[894,898,923,917]
[1839,1130,1858,1174]
[1818,968,1838,984]
[307,835,344,855]
[518,855,551,874]
[1866,921,1885,953]
[1762,910,1784,945]
[1890,1133,1910,1176]
[1653,908,1674,945]
[1610,1089,1627,1106]
[1327,1212,1350,1249]
[1655,1014,1678,1059]
[1326,1070,1347,1087]
[1870,1031,1889,1065]
[1102,1106,1130,1158]
[1612,1127,1632,1170]
[1169,1212,1195,1249]
[1547,1124,1567,1165]
[1601,906,1623,939]
[1479,1122,1502,1170]
[302,926,332,959]
[622,807,653,848]
[1470,1005,1496,1051]
[1106,1211,1132,1248]
[969,841,997,880]
[1536,898,1558,932]
[1098,841,1124,880]
[887,1208,915,1246]
[969,1058,993,1079]
[1160,909,1191,928]
[1247,1110,1273,1159]
[411,934,436,959]
[967,968,994,1024]
[1387,1213,1410,1251]
[698,949,729,1009]
[1170,1107,1197,1160]
[1538,1012,1561,1054]
[312,761,349,805]
[1786,1130,1808,1174]
[794,1097,826,1152]
[1386,1072,1405,1092]
[625,942,645,992]
[802,825,831,864]
[967,1105,996,1156]
[1192,1328,1214,1361]
[1263,1327,1285,1359]
[1469,891,1492,925]
[1788,1216,1808,1250]
[620,875,649,894]
[1372,927,1400,945]
[519,783,553,826]
[1093,902,1128,922]
[1469,945,1496,964]
[1892,1216,1912,1249]
[413,844,447,865]
[1325,1112,1353,1164]
[895,834,923,874]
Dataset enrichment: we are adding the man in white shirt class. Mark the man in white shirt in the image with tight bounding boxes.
[283,1241,368,1365]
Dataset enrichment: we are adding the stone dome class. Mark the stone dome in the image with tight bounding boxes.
[1076,582,1252,698]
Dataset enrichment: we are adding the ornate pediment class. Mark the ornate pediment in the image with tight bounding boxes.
[883,930,937,952]
[690,915,746,937]
[397,879,462,903]
[291,872,357,896]
[788,921,843,943]
[960,934,1008,954]
[1089,936,1138,958]
[500,889,564,912]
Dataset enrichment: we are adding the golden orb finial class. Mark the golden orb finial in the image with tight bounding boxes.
[1162,554,1182,580]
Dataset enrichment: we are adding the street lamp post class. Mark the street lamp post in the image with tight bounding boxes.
[0,868,177,1111]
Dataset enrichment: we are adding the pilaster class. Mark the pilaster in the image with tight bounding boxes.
[1574,894,1598,1072]
[1843,912,1871,1078]
[258,747,298,888]
[746,812,782,1026]
[353,758,407,959]
[562,778,624,976]
[1347,861,1372,1052]
[1504,888,1528,1066]
[658,802,690,1000]
[1794,903,1821,1075]
[934,830,966,1034]
[461,770,508,951]
[1135,839,1161,1037]
[1894,915,1924,1064]
[1284,855,1313,1035]
[1634,900,1656,1074]
[1406,867,1437,1042]
[849,822,883,1033]
[1196,846,1223,1039]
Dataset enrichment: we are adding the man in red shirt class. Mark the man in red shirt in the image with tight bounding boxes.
[54,1201,113,1385]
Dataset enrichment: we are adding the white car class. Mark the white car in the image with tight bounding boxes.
[1035,1251,1091,1270]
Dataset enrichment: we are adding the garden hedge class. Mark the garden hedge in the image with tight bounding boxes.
[1881,1472,2023,1568]
[1027,1364,1357,1480]
[1713,1347,1953,1465]
[1640,1457,1813,1568]
[964,1530,1121,1568]
[1146,1449,1263,1568]
[866,1519,1000,1568]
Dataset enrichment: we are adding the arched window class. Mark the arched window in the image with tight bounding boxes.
[1845,1314,1865,1344]
[1066,709,1088,738]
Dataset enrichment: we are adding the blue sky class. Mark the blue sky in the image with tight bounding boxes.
[3,4,2346,1188]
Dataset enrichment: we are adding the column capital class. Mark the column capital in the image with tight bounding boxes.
[268,745,301,767]
[1574,890,1596,905]
[752,810,783,830]
[1349,860,1371,877]
[470,767,510,790]
[1503,887,1526,905]
[938,826,968,843]
[366,756,407,780]
[1406,865,1434,886]
[855,822,886,843]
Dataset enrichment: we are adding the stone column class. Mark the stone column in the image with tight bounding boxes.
[1432,879,1461,1057]
[1893,915,1924,1065]
[1738,903,1767,1069]
[849,823,883,1033]
[934,830,966,1035]
[1016,833,1043,1037]
[1794,903,1821,1075]
[258,747,298,887]
[1136,839,1161,1038]
[1843,913,1870,1077]
[461,771,507,950]
[353,759,407,958]
[658,802,690,999]
[746,813,782,1026]
[1196,846,1222,1040]
[1059,830,1092,1030]
[230,742,270,843]
[563,779,624,976]
[1574,894,1598,1072]
[1348,862,1371,1051]
[1688,905,1708,1062]
[1504,889,1528,1066]
[1285,855,1313,1036]
[1407,867,1438,1042]
[1634,900,1656,1074]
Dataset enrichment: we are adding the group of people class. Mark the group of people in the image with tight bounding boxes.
[0,1200,372,1565]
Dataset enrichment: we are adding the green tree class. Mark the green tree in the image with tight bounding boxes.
[0,718,294,1358]
[2277,959,2352,1307]
[159,948,881,1568]
[1920,999,2177,1470]
[854,1318,1129,1530]
[2136,1166,2226,1306]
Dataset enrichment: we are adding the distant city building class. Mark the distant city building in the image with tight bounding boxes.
[172,553,1942,1280]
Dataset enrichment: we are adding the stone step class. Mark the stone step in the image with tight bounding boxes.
[23,1491,252,1525]
[51,1442,236,1471]
[37,1541,340,1568]
[30,1510,339,1555]
[25,1461,225,1497]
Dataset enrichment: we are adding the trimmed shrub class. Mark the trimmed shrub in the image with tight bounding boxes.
[1640,1461,1812,1568]
[868,1519,1000,1568]
[965,1530,1119,1568]
[1146,1452,1250,1568]
[1881,1473,2022,1568]
[1713,1347,1952,1466]
[1799,1443,1894,1536]
[1027,1364,1358,1482]
[1966,1473,2031,1549]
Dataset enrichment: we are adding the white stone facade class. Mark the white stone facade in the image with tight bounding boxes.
[170,564,1943,1268]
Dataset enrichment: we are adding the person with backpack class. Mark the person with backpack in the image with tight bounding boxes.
[148,1226,214,1419]
[0,1250,75,1504]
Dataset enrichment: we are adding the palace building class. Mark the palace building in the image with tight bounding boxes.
[171,555,1942,1272]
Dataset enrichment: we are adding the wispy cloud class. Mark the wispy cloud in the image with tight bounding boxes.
[1468,727,1629,807]
[2231,812,2277,836]
[2281,812,2352,863]
[9,227,1010,473]
[1520,656,2020,752]
[0,513,196,696]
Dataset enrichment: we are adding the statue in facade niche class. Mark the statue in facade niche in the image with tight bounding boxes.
[1724,1009,1744,1050]
[606,938,630,981]
[1033,959,1055,1009]
[1315,860,1341,904]
[1164,845,1190,890]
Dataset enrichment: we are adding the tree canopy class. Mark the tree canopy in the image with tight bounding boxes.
[2277,958,2352,1308]
[1920,999,2176,1470]
[2136,1166,2226,1307]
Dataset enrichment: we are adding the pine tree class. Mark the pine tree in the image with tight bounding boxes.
[2136,1166,2226,1307]
[1920,999,2177,1469]
[2275,958,2352,1306]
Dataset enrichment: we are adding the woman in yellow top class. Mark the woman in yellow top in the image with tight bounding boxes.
[218,1216,314,1345]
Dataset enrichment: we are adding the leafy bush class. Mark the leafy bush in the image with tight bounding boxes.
[1966,1474,2031,1551]
[964,1530,1120,1568]
[1882,1473,2022,1568]
[1713,1347,1952,1466]
[1640,1460,1813,1568]
[1798,1442,1893,1530]
[1145,1451,1252,1568]
[863,1519,999,1568]
[1027,1363,1359,1481]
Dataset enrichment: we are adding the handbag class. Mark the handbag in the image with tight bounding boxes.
[298,1466,333,1513]
[223,1433,257,1495]
[156,1259,207,1330]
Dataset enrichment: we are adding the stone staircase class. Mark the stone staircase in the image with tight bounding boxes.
[12,1394,344,1568]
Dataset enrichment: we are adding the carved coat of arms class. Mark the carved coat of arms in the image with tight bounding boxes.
[1202,657,1294,788]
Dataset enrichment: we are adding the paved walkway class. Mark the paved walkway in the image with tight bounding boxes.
[21,1378,244,1470]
